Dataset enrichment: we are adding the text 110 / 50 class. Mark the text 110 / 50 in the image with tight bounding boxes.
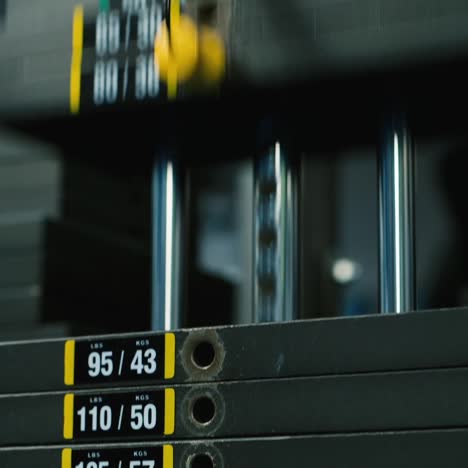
[77,403,158,432]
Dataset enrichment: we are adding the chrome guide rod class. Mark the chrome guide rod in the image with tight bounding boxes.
[152,155,184,330]
[254,142,298,323]
[378,115,416,314]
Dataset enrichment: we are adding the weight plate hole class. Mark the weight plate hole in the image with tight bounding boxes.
[192,341,216,369]
[191,395,216,426]
[189,453,215,468]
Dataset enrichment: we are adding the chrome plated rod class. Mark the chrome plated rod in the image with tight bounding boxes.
[151,155,184,330]
[254,142,298,322]
[378,115,416,314]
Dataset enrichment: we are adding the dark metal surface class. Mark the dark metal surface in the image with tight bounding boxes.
[2,430,468,468]
[3,307,468,393]
[4,367,468,444]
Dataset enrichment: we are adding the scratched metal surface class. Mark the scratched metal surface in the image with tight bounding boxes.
[2,368,468,444]
[1,430,468,467]
[2,308,468,394]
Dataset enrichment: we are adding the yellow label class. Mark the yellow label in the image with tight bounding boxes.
[70,5,84,114]
[164,333,176,379]
[170,0,181,26]
[61,449,72,468]
[154,0,226,97]
[164,388,175,435]
[154,14,199,98]
[63,394,75,440]
[163,445,174,468]
[64,340,75,386]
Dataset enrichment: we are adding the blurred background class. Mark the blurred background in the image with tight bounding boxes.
[0,124,464,341]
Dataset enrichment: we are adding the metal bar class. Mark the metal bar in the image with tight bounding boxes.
[378,115,416,314]
[253,142,298,322]
[151,155,184,330]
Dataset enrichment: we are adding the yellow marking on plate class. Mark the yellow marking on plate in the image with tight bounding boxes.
[164,388,175,435]
[61,449,72,468]
[163,445,174,468]
[164,333,176,379]
[64,340,75,386]
[63,394,75,440]
[70,5,84,114]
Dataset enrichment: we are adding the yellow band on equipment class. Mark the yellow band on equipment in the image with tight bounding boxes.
[164,388,175,435]
[70,5,84,114]
[63,394,75,440]
[165,333,176,379]
[61,449,72,468]
[64,340,75,386]
[163,445,174,468]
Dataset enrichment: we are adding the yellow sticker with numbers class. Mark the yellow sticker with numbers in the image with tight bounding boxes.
[63,389,174,441]
[64,333,176,386]
[62,446,173,468]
